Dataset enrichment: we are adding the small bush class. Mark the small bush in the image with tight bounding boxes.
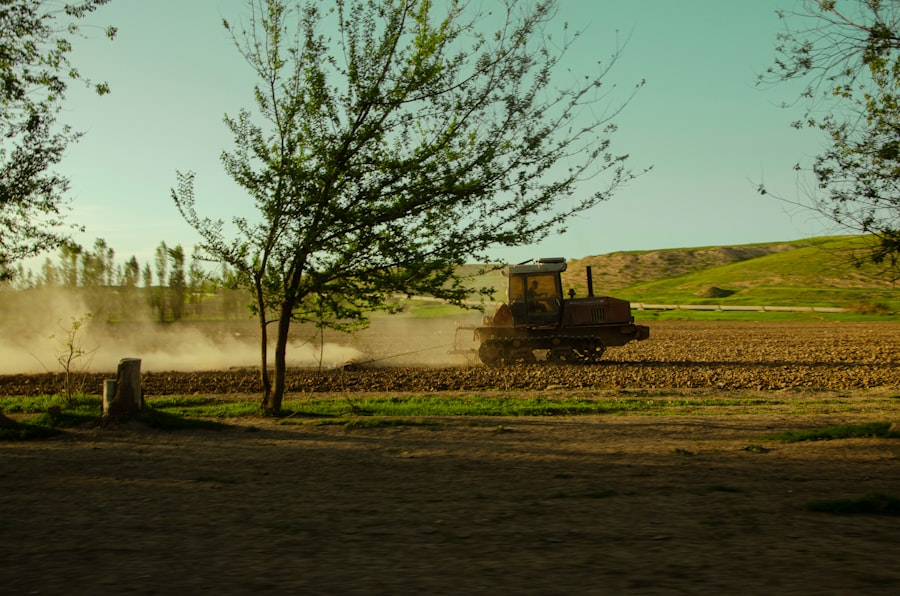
[697,286,735,298]
[846,302,890,315]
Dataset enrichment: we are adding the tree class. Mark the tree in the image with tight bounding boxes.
[762,0,900,279]
[80,237,113,287]
[58,241,82,286]
[0,0,116,279]
[119,254,141,320]
[173,0,645,413]
[167,243,187,320]
[123,255,140,288]
[152,241,168,321]
[188,246,208,316]
[40,256,58,286]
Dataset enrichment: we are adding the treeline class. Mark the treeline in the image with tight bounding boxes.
[0,239,250,323]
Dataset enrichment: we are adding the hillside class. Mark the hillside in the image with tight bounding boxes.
[486,235,897,312]
[562,240,802,293]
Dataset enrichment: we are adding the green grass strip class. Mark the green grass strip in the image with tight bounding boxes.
[274,395,769,418]
[0,394,102,413]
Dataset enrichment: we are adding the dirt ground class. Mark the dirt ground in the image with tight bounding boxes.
[1,321,900,595]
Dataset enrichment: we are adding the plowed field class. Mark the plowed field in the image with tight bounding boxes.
[0,320,897,395]
[1,320,899,595]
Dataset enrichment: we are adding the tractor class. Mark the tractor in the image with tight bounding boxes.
[455,258,649,365]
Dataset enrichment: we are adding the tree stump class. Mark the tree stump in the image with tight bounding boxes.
[102,358,143,422]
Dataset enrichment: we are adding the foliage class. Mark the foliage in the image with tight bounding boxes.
[0,0,116,279]
[166,243,187,320]
[761,0,900,280]
[173,0,645,413]
[152,241,169,321]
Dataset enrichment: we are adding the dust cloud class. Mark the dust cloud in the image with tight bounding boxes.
[348,314,485,368]
[0,288,486,374]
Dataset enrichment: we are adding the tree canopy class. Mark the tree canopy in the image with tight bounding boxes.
[762,0,900,279]
[173,0,646,412]
[0,0,116,279]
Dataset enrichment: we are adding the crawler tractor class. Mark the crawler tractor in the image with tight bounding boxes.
[457,258,649,365]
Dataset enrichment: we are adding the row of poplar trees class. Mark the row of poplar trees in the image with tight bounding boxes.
[3,239,247,323]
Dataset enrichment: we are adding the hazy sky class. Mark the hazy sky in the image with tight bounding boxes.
[52,0,829,268]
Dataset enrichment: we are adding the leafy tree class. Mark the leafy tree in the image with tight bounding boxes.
[58,241,82,286]
[173,0,645,413]
[80,237,113,286]
[118,254,141,320]
[0,0,116,279]
[152,241,168,321]
[218,264,245,321]
[188,246,208,316]
[123,255,140,288]
[52,313,96,406]
[40,256,58,286]
[167,243,186,320]
[761,0,900,279]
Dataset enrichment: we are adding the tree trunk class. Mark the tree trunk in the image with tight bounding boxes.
[257,306,271,411]
[267,301,292,414]
[255,277,272,412]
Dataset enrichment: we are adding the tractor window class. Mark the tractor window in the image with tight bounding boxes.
[508,273,561,323]
[508,276,526,303]
[525,274,559,313]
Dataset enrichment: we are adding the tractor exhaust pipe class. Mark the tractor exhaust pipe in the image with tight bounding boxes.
[586,266,594,297]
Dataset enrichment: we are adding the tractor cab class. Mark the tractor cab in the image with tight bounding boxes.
[506,258,566,326]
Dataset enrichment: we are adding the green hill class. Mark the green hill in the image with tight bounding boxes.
[401,235,897,319]
[561,236,897,312]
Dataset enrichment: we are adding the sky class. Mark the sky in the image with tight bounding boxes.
[46,0,832,270]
